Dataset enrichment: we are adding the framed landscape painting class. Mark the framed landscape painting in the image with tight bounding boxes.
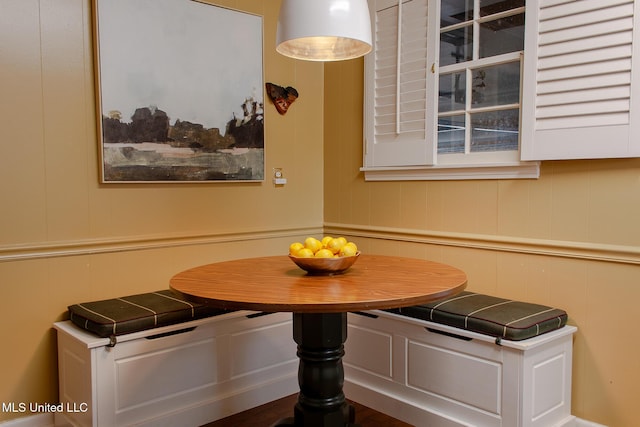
[93,0,264,182]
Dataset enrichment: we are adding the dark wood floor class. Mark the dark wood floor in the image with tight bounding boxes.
[202,393,413,427]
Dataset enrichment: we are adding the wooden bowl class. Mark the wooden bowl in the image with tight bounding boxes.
[289,252,360,275]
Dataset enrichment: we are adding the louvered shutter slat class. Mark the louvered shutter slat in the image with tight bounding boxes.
[537,58,631,82]
[536,113,630,131]
[537,86,630,107]
[537,72,631,94]
[538,45,632,71]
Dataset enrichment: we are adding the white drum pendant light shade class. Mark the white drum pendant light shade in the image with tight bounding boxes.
[276,0,372,61]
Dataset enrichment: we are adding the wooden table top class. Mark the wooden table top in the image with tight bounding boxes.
[170,255,467,313]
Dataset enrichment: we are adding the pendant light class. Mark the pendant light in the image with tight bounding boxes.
[276,0,372,61]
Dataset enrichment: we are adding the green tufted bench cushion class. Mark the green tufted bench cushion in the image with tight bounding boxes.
[68,289,232,338]
[387,291,568,341]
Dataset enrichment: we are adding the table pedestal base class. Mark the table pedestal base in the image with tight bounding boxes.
[272,312,359,427]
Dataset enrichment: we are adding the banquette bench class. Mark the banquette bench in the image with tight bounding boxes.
[53,290,299,427]
[344,291,577,427]
[54,289,575,426]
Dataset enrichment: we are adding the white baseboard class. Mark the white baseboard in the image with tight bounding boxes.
[0,413,53,427]
[570,419,608,427]
[343,379,607,427]
[0,408,608,427]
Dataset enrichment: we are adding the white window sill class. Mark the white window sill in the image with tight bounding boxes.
[360,161,540,181]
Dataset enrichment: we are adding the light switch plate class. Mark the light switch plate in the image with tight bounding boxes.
[273,168,286,185]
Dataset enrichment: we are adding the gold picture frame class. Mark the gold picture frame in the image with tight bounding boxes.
[93,0,264,182]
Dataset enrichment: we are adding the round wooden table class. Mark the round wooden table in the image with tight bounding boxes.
[170,255,467,427]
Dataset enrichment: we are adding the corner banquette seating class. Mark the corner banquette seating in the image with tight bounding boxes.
[54,289,575,426]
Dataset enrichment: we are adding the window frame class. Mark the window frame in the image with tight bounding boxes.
[363,0,640,181]
[362,0,539,181]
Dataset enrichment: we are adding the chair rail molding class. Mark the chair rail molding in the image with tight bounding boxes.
[0,226,323,263]
[324,223,640,266]
[4,223,637,267]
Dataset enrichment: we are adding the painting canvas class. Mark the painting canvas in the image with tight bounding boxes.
[94,0,264,182]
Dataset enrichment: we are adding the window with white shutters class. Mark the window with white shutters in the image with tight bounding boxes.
[363,0,640,181]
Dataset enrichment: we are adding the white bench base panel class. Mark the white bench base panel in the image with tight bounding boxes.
[344,310,577,427]
[54,311,298,427]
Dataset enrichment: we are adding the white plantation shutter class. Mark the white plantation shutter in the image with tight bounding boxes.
[363,0,640,180]
[521,0,640,160]
[363,0,435,168]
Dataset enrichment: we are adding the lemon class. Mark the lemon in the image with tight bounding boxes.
[339,244,358,257]
[321,236,334,248]
[304,237,323,253]
[336,237,348,246]
[296,248,314,258]
[289,242,304,255]
[326,238,345,254]
[314,248,334,258]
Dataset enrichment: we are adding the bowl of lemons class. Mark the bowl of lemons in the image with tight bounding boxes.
[288,236,360,275]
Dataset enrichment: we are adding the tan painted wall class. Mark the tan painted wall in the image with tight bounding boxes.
[324,60,640,427]
[0,0,324,422]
